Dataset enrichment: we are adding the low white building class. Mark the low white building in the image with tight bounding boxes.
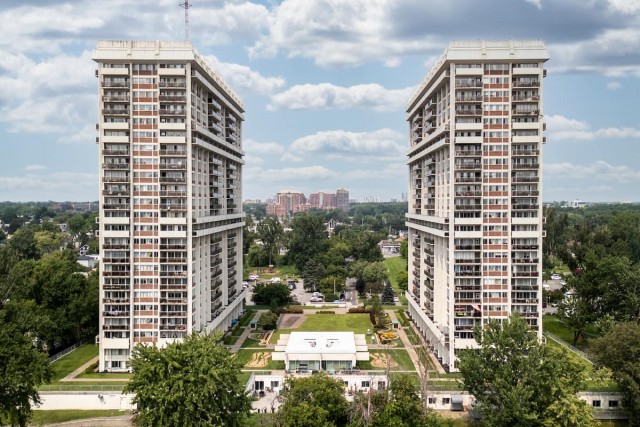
[273,332,369,372]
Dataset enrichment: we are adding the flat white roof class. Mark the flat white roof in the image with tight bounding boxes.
[285,332,357,354]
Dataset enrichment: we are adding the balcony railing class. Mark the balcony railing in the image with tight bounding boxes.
[159,109,185,116]
[102,109,130,116]
[512,163,540,169]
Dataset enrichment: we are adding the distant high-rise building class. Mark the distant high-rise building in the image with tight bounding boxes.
[406,40,548,371]
[336,188,350,211]
[309,192,337,210]
[268,190,307,218]
[93,40,246,372]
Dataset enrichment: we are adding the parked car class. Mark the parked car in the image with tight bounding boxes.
[393,296,400,302]
[551,273,561,280]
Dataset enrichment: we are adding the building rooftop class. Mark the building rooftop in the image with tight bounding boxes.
[285,332,357,354]
[92,40,243,110]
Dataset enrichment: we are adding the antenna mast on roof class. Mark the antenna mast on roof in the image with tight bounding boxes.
[179,1,191,40]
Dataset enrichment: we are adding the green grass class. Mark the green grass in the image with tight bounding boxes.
[30,410,128,426]
[270,313,374,343]
[75,372,132,379]
[239,309,256,327]
[543,315,599,350]
[547,256,572,274]
[234,350,285,370]
[384,257,408,304]
[357,349,416,372]
[50,344,99,381]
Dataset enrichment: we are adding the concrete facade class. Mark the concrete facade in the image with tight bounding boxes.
[406,41,549,371]
[93,40,246,371]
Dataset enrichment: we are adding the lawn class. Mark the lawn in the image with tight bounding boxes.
[543,315,599,350]
[30,410,128,426]
[270,313,374,343]
[234,350,285,370]
[384,257,408,304]
[357,349,416,372]
[75,372,133,379]
[50,344,99,381]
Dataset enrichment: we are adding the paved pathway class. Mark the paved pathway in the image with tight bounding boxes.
[385,310,424,373]
[229,310,265,352]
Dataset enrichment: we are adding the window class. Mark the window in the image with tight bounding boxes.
[609,400,619,408]
[442,398,451,404]
[592,400,601,408]
[428,397,437,404]
[361,381,370,388]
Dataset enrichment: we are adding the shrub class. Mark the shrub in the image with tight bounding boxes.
[316,311,335,315]
[281,308,304,314]
[348,307,372,314]
[259,312,279,330]
[84,360,99,374]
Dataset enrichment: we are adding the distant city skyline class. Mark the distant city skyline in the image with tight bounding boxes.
[1,1,639,203]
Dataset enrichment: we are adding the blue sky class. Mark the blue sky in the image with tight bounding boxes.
[1,0,639,202]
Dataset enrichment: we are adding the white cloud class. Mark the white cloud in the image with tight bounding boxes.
[245,165,337,184]
[544,161,640,183]
[291,128,404,159]
[607,81,622,90]
[205,55,285,95]
[249,0,434,67]
[24,164,47,171]
[244,139,286,154]
[525,0,543,10]
[268,83,414,111]
[0,172,98,202]
[546,114,640,141]
[191,1,272,45]
[57,123,98,145]
[608,0,640,14]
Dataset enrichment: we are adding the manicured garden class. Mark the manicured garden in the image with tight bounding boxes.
[383,257,408,304]
[234,349,285,370]
[357,349,416,372]
[543,314,599,350]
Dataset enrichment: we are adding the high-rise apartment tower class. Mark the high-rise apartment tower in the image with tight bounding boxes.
[406,41,549,371]
[93,41,246,372]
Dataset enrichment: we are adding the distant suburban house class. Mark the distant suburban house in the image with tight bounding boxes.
[77,254,99,269]
[79,244,90,256]
[379,239,401,253]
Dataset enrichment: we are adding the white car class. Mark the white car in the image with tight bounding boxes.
[393,296,400,302]
[551,274,561,280]
[248,274,259,280]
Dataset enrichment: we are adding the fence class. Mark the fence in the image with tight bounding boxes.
[39,384,125,392]
[49,338,92,363]
[543,331,593,364]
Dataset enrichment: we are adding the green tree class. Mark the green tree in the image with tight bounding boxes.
[286,213,328,271]
[458,314,594,427]
[124,333,250,427]
[276,374,349,427]
[302,258,326,292]
[363,262,388,295]
[591,322,640,426]
[251,282,292,306]
[380,283,395,304]
[257,215,284,267]
[396,271,408,292]
[247,243,268,268]
[372,374,446,427]
[399,240,408,259]
[0,314,52,427]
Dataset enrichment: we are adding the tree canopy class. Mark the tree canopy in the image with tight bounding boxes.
[286,213,328,271]
[591,322,640,426]
[458,315,595,427]
[124,333,250,427]
[276,373,350,427]
[0,310,52,427]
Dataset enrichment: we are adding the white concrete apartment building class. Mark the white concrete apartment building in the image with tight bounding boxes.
[405,41,549,371]
[93,41,246,371]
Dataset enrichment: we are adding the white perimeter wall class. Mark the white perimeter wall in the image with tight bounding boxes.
[36,393,135,411]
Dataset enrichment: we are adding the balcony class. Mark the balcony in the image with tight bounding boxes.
[102,109,129,116]
[512,163,540,170]
[512,80,540,87]
[102,149,129,156]
[512,204,539,210]
[512,258,540,264]
[102,163,129,169]
[454,203,482,211]
[159,163,187,170]
[512,95,540,102]
[159,150,187,156]
[512,149,539,156]
[160,311,187,317]
[160,271,187,277]
[103,257,130,264]
[101,81,129,88]
[455,150,482,157]
[512,191,540,196]
[102,95,130,102]
[159,95,186,102]
[159,81,186,88]
[512,109,539,116]
[160,257,187,263]
[513,271,539,277]
[159,109,185,116]
[160,204,187,211]
[512,175,538,183]
[103,204,130,210]
[160,176,186,183]
[455,109,482,116]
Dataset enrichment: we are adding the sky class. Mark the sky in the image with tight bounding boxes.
[0,0,639,203]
